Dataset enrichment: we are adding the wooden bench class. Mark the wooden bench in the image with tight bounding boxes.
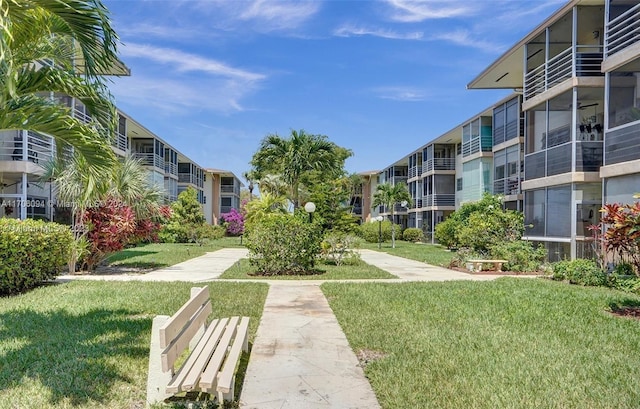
[146,286,250,406]
[467,259,508,273]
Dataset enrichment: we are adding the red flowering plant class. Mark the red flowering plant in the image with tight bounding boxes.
[590,202,640,276]
[220,207,244,236]
[81,196,136,271]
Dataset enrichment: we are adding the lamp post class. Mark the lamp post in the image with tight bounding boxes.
[304,201,316,223]
[375,215,384,249]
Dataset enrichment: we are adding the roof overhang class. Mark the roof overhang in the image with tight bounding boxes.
[467,0,590,90]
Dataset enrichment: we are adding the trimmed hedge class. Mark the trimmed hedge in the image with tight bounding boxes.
[358,220,398,243]
[245,214,322,275]
[402,227,424,242]
[0,218,73,294]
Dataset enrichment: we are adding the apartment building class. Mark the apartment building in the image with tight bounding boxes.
[370,93,525,242]
[466,0,640,261]
[203,169,244,225]
[0,102,246,222]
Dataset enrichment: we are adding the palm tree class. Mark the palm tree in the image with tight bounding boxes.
[242,170,258,200]
[109,155,163,220]
[372,182,412,248]
[1,0,123,173]
[250,130,347,209]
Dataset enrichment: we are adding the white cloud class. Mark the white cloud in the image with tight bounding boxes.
[372,86,428,102]
[384,0,474,22]
[116,23,202,41]
[431,29,504,53]
[334,24,423,40]
[120,43,266,82]
[186,0,321,32]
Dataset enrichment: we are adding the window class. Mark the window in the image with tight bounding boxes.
[456,178,463,191]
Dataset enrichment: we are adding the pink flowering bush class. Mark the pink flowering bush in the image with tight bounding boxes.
[220,208,245,236]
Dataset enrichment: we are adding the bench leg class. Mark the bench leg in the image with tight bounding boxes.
[496,263,503,272]
[217,375,235,403]
[146,315,172,407]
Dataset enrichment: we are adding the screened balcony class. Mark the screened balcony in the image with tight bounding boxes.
[0,131,53,164]
[606,3,640,58]
[524,46,603,100]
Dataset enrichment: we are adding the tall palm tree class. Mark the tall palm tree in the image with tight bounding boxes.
[1,0,123,173]
[250,130,346,209]
[242,170,258,200]
[372,182,412,248]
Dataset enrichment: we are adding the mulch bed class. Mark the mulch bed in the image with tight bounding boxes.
[610,307,640,320]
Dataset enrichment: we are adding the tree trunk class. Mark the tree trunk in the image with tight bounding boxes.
[390,209,396,248]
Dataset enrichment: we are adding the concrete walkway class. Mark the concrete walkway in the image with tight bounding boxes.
[240,284,380,409]
[57,247,248,282]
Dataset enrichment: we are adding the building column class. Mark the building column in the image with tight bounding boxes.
[20,173,27,220]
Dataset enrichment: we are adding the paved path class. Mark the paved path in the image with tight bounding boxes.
[240,284,380,409]
[57,247,533,408]
[57,247,248,282]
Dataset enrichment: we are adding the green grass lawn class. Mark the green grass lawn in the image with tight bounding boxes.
[360,239,454,267]
[0,280,268,409]
[219,258,396,280]
[105,237,244,269]
[322,278,640,409]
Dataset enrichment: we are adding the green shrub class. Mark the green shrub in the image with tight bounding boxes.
[434,218,457,248]
[358,220,396,243]
[489,240,546,272]
[402,227,424,242]
[0,218,73,294]
[614,261,635,276]
[552,259,606,286]
[245,214,322,275]
[321,233,361,266]
[196,224,226,242]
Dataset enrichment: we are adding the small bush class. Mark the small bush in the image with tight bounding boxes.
[614,261,635,276]
[434,218,457,248]
[358,220,396,243]
[0,218,73,294]
[402,227,424,242]
[321,233,361,266]
[552,259,606,286]
[245,214,322,275]
[489,240,546,272]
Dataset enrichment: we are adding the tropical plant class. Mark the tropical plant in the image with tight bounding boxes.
[159,187,207,243]
[250,129,352,208]
[1,0,122,174]
[372,182,412,248]
[243,192,288,228]
[596,201,640,275]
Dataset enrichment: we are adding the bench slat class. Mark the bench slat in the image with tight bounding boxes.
[217,316,250,394]
[179,318,229,391]
[199,316,240,390]
[161,300,212,372]
[159,286,210,348]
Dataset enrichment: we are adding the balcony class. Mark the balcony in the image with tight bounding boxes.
[0,131,53,164]
[133,152,164,169]
[178,174,203,187]
[164,162,178,176]
[112,132,128,152]
[422,194,455,207]
[494,177,522,196]
[606,4,640,58]
[423,158,456,173]
[221,185,240,195]
[524,46,603,101]
[408,166,419,179]
[74,107,91,124]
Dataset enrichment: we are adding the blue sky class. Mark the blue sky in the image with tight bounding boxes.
[105,0,565,181]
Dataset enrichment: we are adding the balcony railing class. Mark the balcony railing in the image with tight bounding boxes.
[112,132,128,152]
[133,152,164,169]
[0,131,53,164]
[164,162,178,176]
[178,174,204,187]
[409,166,422,179]
[221,185,240,195]
[422,194,455,207]
[74,107,92,124]
[493,177,522,196]
[391,176,408,186]
[524,46,603,100]
[424,158,456,172]
[606,3,640,58]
